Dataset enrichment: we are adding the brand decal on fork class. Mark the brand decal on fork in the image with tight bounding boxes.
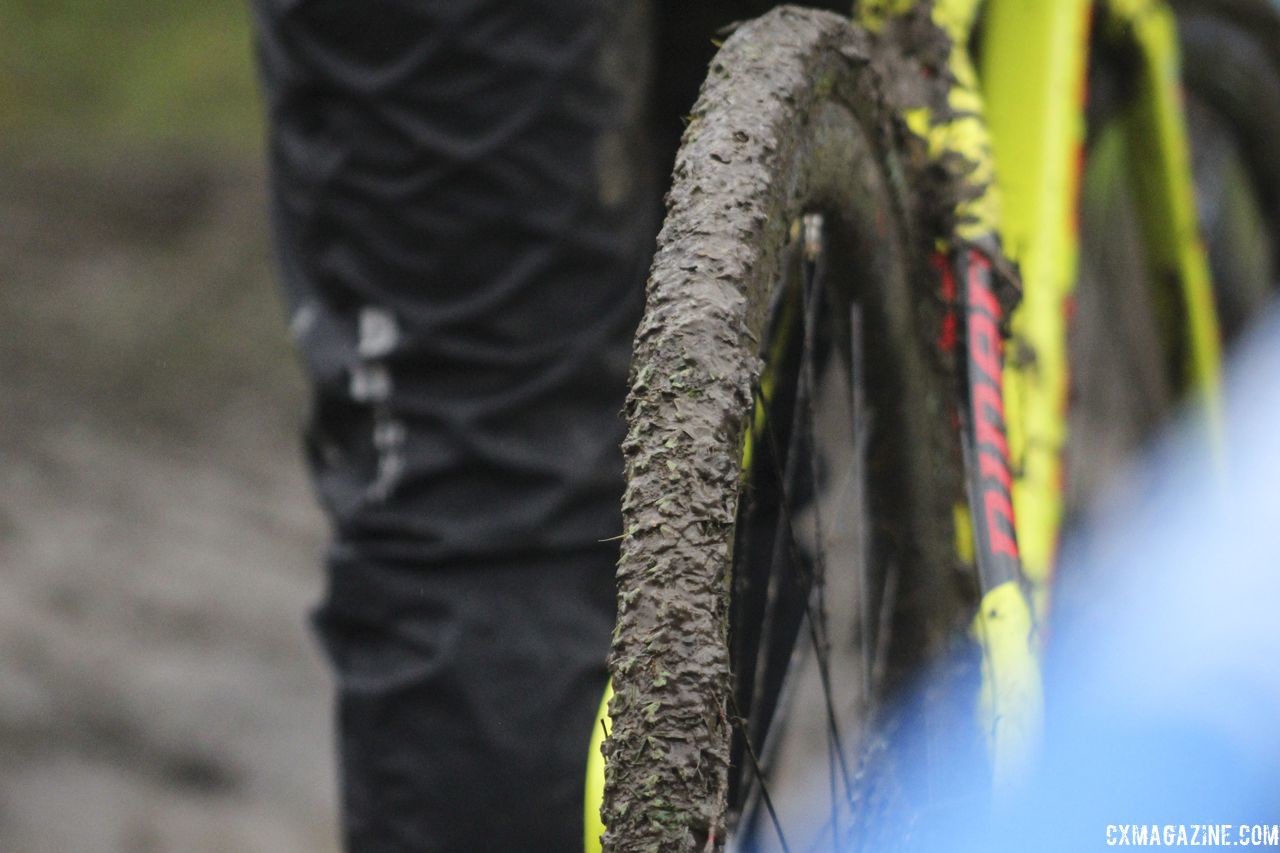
[960,249,1022,591]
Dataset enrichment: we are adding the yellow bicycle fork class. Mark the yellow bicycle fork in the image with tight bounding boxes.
[861,0,1221,781]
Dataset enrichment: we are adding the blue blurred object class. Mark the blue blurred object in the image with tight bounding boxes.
[977,307,1280,850]
[821,309,1280,852]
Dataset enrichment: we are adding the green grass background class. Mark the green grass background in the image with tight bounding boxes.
[1,0,263,156]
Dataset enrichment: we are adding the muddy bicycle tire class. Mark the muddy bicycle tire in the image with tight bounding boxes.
[601,8,972,850]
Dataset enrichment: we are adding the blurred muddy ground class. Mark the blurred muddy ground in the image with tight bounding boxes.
[0,147,338,852]
[0,2,340,840]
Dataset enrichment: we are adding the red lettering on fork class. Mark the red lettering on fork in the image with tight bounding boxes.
[965,250,1021,573]
[984,489,1019,559]
[972,382,1009,458]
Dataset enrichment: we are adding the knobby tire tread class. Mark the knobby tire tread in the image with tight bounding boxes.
[601,8,963,850]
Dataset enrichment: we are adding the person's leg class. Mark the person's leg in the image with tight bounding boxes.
[252,0,851,848]
[252,1,655,848]
[316,552,618,850]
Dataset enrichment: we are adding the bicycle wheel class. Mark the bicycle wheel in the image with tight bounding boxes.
[1066,0,1280,518]
[602,8,973,850]
[1177,0,1280,340]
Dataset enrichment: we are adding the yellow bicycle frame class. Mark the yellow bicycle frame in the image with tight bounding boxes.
[984,0,1223,612]
[586,0,1223,846]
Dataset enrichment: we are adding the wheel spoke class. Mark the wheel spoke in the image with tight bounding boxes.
[798,218,856,810]
[848,301,877,716]
[728,693,794,853]
[745,220,857,831]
